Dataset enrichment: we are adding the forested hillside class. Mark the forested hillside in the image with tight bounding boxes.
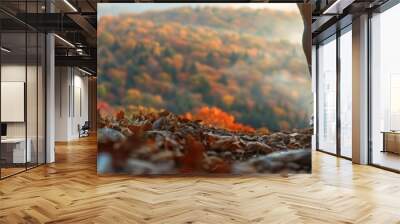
[98,7,311,131]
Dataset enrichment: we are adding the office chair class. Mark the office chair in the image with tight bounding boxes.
[79,121,90,138]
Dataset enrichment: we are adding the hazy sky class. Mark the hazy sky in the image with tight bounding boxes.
[98,3,299,17]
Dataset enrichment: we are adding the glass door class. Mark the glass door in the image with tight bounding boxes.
[317,35,337,154]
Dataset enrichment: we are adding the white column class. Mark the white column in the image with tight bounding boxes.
[46,32,55,163]
[312,45,317,151]
[352,14,369,164]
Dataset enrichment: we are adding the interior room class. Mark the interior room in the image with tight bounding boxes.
[0,12,46,178]
[0,0,400,223]
[54,66,91,142]
[370,2,400,171]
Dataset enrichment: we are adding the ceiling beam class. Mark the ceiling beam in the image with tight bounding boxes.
[55,55,96,73]
[67,13,97,38]
[15,13,82,32]
[323,0,356,14]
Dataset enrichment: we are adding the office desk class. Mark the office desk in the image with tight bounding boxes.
[382,131,400,154]
[1,138,31,163]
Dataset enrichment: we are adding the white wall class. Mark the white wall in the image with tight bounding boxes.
[55,67,69,141]
[71,73,89,138]
[1,64,46,164]
[1,65,26,142]
[1,65,38,138]
[55,67,89,141]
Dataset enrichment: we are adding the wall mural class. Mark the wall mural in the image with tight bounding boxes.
[97,3,313,175]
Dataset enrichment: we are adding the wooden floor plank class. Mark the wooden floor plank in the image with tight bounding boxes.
[0,136,400,224]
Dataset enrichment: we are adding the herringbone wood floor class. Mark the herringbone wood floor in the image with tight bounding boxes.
[1,136,400,224]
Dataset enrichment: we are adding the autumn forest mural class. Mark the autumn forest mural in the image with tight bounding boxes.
[97,3,312,175]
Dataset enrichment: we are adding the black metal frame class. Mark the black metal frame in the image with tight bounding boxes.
[367,11,373,166]
[336,24,341,158]
[0,0,47,180]
[315,44,319,151]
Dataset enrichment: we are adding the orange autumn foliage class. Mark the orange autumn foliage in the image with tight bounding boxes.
[97,101,111,111]
[116,110,125,121]
[179,136,205,173]
[184,106,254,133]
[98,101,115,117]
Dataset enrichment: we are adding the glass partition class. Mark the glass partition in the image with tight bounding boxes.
[339,27,352,158]
[370,4,400,171]
[27,30,38,169]
[0,1,46,179]
[317,36,337,154]
[1,30,28,177]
